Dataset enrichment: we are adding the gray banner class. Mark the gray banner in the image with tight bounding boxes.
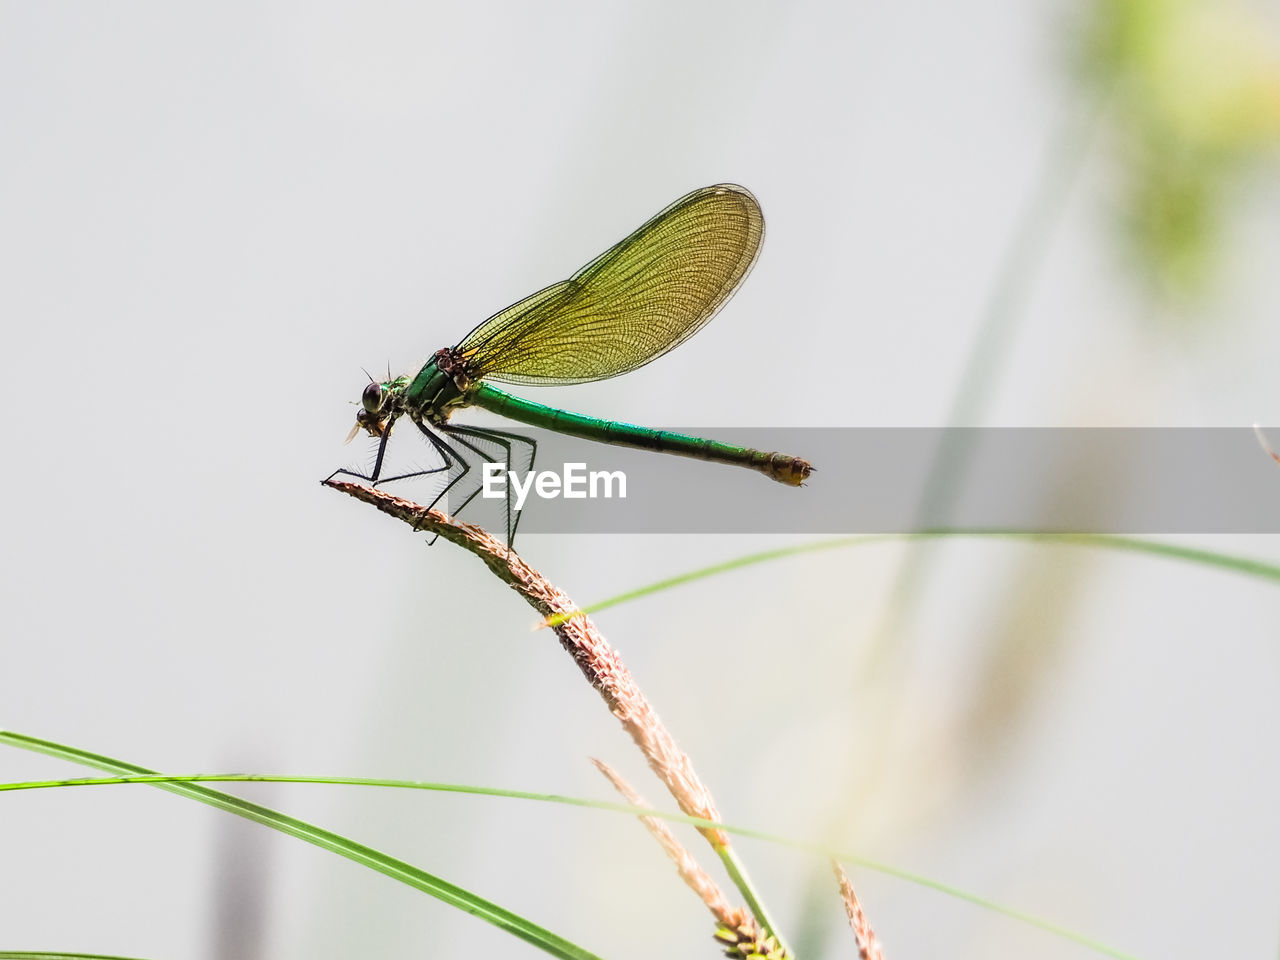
[377,427,1280,534]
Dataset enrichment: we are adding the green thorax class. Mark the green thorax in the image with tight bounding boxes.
[400,347,472,423]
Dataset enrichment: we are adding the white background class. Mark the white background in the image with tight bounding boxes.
[3,3,1279,959]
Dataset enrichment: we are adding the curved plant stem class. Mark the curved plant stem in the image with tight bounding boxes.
[324,479,797,955]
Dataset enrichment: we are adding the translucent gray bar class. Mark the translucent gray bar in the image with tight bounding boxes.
[420,427,1280,534]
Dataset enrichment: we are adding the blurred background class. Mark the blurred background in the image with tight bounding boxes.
[3,2,1279,958]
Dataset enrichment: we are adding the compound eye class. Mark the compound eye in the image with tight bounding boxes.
[361,382,384,413]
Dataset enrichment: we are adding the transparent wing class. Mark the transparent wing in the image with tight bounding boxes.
[456,184,764,386]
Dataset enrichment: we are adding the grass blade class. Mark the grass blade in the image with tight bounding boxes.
[546,530,1280,627]
[0,732,604,960]
[0,763,1146,960]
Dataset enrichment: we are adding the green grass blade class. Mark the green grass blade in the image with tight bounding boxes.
[0,733,604,960]
[0,764,1145,960]
[546,530,1280,626]
[0,954,153,960]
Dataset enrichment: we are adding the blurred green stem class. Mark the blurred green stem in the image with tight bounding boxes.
[874,91,1108,663]
[795,93,1107,959]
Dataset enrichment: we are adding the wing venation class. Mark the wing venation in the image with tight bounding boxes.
[457,184,764,386]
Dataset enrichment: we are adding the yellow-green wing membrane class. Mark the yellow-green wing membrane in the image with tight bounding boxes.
[456,184,764,386]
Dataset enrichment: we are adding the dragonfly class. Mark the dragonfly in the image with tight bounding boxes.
[333,183,812,545]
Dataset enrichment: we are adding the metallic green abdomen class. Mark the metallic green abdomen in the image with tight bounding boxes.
[467,383,810,485]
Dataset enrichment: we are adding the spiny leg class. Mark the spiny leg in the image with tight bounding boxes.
[438,428,507,527]
[469,426,536,548]
[409,419,474,542]
[326,412,403,485]
[409,426,508,546]
[442,423,537,549]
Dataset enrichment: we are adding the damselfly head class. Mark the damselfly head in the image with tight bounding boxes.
[343,381,391,442]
